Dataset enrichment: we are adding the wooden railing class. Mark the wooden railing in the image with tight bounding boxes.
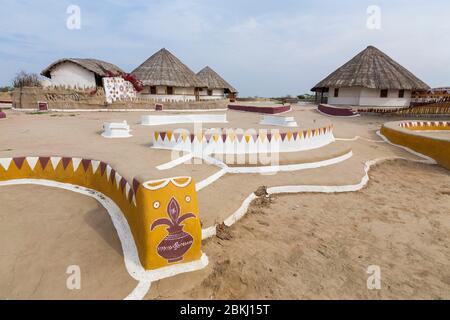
[358,101,450,117]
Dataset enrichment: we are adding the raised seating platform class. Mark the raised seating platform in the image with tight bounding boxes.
[141,114,227,126]
[260,115,298,127]
[318,104,359,117]
[228,104,291,114]
[102,121,132,138]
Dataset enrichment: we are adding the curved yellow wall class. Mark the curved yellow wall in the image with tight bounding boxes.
[381,121,450,170]
[0,157,202,270]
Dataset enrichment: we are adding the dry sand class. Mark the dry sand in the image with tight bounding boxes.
[148,161,450,300]
[1,105,449,299]
[0,185,137,300]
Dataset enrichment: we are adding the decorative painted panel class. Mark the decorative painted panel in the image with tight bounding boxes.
[103,77,137,104]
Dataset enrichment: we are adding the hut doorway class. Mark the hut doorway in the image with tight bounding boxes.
[315,88,329,104]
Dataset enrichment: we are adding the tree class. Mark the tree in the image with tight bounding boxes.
[12,71,42,88]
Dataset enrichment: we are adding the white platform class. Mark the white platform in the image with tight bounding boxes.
[102,121,132,138]
[141,114,227,126]
[260,115,298,127]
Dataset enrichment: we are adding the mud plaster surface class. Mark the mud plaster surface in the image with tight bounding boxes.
[147,161,450,300]
[0,184,136,300]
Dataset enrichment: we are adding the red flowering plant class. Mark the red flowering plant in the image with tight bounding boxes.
[104,71,144,93]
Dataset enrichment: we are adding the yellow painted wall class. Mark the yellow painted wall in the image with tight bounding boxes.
[0,157,203,270]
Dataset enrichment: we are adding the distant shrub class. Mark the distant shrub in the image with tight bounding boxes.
[0,86,13,92]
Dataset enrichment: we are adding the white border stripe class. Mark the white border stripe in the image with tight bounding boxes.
[0,179,208,300]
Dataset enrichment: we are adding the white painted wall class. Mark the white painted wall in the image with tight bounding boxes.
[328,86,412,107]
[153,128,335,155]
[156,86,166,94]
[359,88,411,107]
[49,62,96,88]
[174,87,195,95]
[199,88,225,100]
[139,86,198,102]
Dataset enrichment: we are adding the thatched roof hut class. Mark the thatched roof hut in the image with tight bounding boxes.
[196,66,237,93]
[41,58,124,78]
[131,48,206,88]
[312,46,429,92]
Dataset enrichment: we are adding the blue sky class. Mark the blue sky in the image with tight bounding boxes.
[1,0,449,96]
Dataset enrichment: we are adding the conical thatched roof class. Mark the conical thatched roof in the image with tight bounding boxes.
[312,46,429,91]
[41,58,124,78]
[197,66,237,93]
[131,48,206,88]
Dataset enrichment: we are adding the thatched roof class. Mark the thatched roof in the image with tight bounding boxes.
[41,58,124,78]
[196,66,237,93]
[312,46,429,91]
[131,48,206,88]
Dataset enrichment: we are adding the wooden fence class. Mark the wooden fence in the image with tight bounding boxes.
[358,101,450,117]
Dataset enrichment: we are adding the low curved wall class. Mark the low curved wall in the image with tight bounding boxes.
[0,156,202,270]
[318,104,359,117]
[153,125,334,154]
[381,121,450,169]
[141,114,227,126]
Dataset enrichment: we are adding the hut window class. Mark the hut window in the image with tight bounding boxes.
[167,86,173,95]
[207,89,213,96]
[380,89,388,98]
[334,88,339,97]
[398,89,405,98]
[150,86,156,94]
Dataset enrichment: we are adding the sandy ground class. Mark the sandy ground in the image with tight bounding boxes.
[0,105,435,227]
[0,185,137,300]
[1,105,449,299]
[147,161,450,300]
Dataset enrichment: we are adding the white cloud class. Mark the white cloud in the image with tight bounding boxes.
[0,0,449,95]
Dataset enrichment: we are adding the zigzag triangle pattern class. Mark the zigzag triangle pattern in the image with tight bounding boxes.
[0,156,137,206]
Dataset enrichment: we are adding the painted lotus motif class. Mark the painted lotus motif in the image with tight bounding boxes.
[151,197,196,263]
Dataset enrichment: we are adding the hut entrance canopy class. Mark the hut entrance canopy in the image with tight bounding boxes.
[311,46,429,107]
